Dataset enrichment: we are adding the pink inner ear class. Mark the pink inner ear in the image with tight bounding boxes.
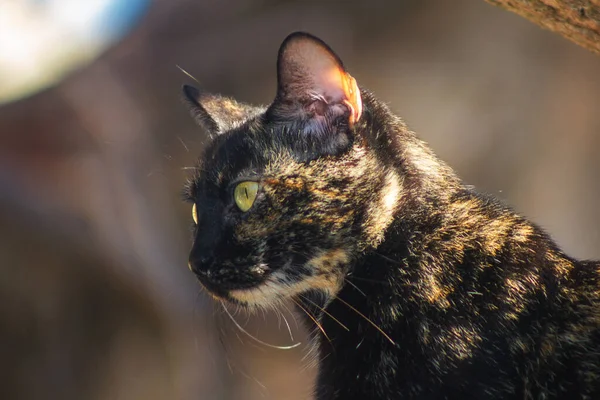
[307,58,362,126]
[277,34,363,125]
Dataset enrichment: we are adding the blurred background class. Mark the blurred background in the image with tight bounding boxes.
[1,0,599,399]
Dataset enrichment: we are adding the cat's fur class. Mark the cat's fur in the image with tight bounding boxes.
[183,32,600,399]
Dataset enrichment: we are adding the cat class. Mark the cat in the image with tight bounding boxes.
[182,32,600,399]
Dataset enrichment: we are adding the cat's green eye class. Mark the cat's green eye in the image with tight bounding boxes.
[234,181,259,212]
[192,203,198,224]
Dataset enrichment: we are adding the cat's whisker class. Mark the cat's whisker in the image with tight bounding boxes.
[291,297,332,344]
[343,277,367,297]
[218,328,235,374]
[220,301,301,350]
[242,370,268,393]
[299,294,349,332]
[302,346,330,374]
[300,347,320,373]
[218,324,268,396]
[176,64,201,84]
[260,305,267,321]
[373,251,404,266]
[265,299,296,342]
[278,307,295,342]
[300,338,319,363]
[334,296,396,346]
[177,136,190,152]
[234,331,245,345]
[274,306,283,329]
[281,301,300,330]
[234,304,242,318]
[193,287,206,318]
[346,275,392,285]
[146,169,164,177]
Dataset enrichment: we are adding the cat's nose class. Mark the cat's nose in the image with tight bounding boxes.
[189,255,214,276]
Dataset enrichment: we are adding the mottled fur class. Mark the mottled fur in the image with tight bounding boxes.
[183,32,600,399]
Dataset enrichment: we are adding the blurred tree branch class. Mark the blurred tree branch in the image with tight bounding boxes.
[486,0,600,54]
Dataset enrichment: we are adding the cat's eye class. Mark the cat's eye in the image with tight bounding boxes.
[192,203,198,224]
[234,181,259,212]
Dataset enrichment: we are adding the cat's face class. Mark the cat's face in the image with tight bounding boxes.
[183,33,401,308]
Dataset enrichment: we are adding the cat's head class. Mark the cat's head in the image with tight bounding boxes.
[183,32,401,308]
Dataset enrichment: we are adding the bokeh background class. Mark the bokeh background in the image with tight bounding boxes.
[1,0,599,399]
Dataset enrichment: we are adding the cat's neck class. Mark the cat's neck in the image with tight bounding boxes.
[360,89,462,204]
[296,91,471,333]
[296,211,440,399]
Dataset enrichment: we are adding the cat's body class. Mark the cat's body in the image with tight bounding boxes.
[183,32,600,399]
[308,182,600,399]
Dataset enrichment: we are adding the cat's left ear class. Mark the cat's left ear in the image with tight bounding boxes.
[182,85,262,138]
[268,32,362,132]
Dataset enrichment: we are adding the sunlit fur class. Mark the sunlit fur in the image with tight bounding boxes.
[183,32,600,400]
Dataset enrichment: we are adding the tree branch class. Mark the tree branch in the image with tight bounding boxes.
[486,0,600,54]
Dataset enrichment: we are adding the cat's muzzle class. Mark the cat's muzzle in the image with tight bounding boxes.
[189,257,268,297]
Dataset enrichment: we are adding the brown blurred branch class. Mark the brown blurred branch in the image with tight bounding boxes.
[486,0,600,54]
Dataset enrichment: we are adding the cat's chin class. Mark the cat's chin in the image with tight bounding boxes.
[196,276,268,304]
[226,271,345,308]
[226,280,285,308]
[197,283,265,306]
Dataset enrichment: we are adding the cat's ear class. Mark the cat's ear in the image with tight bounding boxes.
[268,32,362,132]
[182,85,261,137]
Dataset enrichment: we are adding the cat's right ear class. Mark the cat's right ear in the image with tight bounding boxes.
[182,85,260,138]
[268,32,362,135]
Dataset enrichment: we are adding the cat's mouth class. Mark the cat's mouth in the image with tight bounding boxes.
[192,262,272,301]
[194,261,292,307]
[194,249,348,308]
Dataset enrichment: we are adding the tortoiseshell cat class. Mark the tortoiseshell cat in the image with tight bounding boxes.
[182,32,600,399]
